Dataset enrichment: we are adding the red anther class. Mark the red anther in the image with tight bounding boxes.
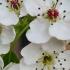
[47,9,59,19]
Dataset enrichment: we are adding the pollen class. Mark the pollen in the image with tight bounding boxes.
[35,52,55,70]
[7,0,21,10]
[47,9,59,22]
[43,55,53,65]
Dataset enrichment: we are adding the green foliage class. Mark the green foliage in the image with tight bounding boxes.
[2,50,19,67]
[14,15,35,41]
[2,15,35,67]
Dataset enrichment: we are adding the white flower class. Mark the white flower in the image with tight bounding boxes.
[3,63,20,70]
[0,0,27,26]
[24,0,70,43]
[20,38,65,70]
[1,0,27,17]
[0,26,16,54]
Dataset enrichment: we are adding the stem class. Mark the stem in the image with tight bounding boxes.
[11,23,29,51]
[16,24,29,41]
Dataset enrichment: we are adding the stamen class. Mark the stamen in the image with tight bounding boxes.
[7,0,22,10]
[60,2,62,5]
[36,52,55,69]
[47,9,59,21]
[43,8,59,23]
[11,0,20,9]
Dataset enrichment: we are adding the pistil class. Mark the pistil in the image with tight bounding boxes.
[47,9,59,22]
[7,0,22,12]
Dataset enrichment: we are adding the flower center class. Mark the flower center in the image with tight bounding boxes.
[43,55,52,65]
[7,0,23,14]
[7,0,21,9]
[47,9,59,22]
[36,52,55,70]
[11,0,20,9]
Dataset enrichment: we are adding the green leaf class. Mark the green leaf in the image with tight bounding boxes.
[2,15,35,67]
[14,15,35,41]
[2,50,19,67]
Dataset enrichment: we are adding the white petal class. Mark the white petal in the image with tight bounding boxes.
[54,51,70,70]
[21,43,42,65]
[20,63,35,70]
[57,0,70,13]
[0,44,10,54]
[26,30,51,44]
[4,63,20,70]
[0,6,19,26]
[0,6,10,19]
[1,12,19,26]
[1,26,16,44]
[26,18,51,44]
[29,18,50,32]
[49,21,70,40]
[20,59,36,70]
[58,51,70,59]
[24,0,52,16]
[63,13,70,23]
[42,38,64,54]
[0,0,7,6]
[0,56,4,69]
[7,64,20,70]
[20,58,46,70]
[19,5,27,17]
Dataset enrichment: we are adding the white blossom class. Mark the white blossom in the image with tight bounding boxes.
[24,0,70,43]
[20,38,67,70]
[0,0,27,26]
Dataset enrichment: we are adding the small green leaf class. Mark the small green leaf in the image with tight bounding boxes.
[2,50,19,67]
[14,15,35,41]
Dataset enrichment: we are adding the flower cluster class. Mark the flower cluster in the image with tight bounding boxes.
[0,0,28,55]
[0,0,70,70]
[25,0,70,43]
[0,0,28,69]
